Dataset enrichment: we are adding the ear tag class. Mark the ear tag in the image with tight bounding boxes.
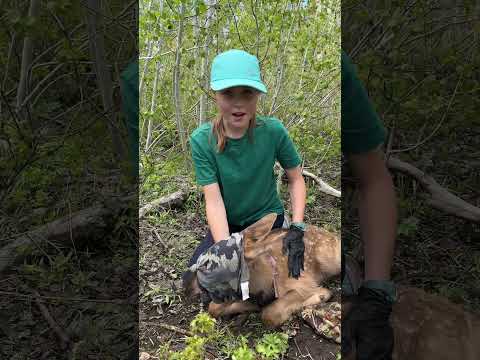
[241,281,250,300]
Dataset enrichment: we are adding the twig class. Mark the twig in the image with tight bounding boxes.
[34,290,71,349]
[390,75,463,154]
[153,229,168,249]
[142,322,193,337]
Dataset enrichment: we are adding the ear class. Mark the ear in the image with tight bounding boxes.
[242,213,277,243]
[182,270,201,297]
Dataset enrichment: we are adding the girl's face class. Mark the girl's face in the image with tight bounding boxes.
[215,86,260,131]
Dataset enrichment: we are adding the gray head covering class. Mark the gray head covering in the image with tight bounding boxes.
[189,233,249,303]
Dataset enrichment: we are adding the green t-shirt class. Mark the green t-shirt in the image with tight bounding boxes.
[341,50,386,154]
[190,116,301,226]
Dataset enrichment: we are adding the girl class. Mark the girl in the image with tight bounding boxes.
[183,49,307,300]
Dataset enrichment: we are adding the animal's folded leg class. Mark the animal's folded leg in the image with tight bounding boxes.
[261,289,305,328]
[208,300,259,319]
[302,287,332,307]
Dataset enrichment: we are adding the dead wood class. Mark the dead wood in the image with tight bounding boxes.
[0,204,113,273]
[302,170,341,198]
[387,156,480,223]
[142,321,192,337]
[139,190,189,219]
[34,290,71,349]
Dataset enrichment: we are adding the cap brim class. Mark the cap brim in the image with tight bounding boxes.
[211,79,267,93]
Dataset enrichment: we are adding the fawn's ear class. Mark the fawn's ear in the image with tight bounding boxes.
[242,213,277,243]
[182,270,202,298]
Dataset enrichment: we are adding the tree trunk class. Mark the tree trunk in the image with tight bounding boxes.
[16,0,41,125]
[139,0,161,111]
[85,0,125,162]
[173,3,187,152]
[139,40,153,111]
[199,0,216,125]
[145,58,161,152]
[297,45,309,91]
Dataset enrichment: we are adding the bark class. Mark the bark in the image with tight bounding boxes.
[139,190,188,219]
[85,0,125,161]
[139,40,153,111]
[145,58,161,152]
[173,3,187,152]
[302,170,341,198]
[16,0,41,122]
[0,205,111,273]
[387,156,480,222]
[199,0,216,125]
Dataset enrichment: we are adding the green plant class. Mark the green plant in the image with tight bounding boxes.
[231,336,255,360]
[166,313,217,359]
[397,216,419,237]
[190,312,216,336]
[143,286,181,307]
[232,345,256,360]
[255,333,289,360]
[169,335,206,360]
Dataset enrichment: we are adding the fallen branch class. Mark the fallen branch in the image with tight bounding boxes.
[387,156,480,223]
[0,290,131,304]
[302,170,341,198]
[142,321,193,337]
[34,290,71,349]
[0,204,112,273]
[139,190,189,219]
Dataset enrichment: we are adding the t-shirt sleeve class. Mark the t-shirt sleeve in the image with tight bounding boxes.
[274,120,302,169]
[341,50,386,154]
[190,134,218,186]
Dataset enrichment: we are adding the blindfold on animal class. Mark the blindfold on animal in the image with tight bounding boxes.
[189,233,250,303]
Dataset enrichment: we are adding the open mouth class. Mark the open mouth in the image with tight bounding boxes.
[232,112,246,118]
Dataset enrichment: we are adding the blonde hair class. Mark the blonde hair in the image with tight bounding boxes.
[212,114,257,153]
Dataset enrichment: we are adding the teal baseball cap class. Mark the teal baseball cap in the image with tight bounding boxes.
[210,49,267,93]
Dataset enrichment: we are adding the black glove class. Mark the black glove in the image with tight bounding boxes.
[342,286,394,360]
[282,225,305,279]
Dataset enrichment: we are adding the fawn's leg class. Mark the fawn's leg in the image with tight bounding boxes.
[261,287,332,328]
[261,289,308,328]
[208,300,259,319]
[302,287,332,307]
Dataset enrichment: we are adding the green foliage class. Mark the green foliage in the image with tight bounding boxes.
[255,333,289,360]
[167,313,215,359]
[167,313,291,360]
[190,312,216,336]
[139,0,340,159]
[169,335,206,360]
[397,216,419,237]
[143,286,181,307]
[232,340,256,360]
[289,121,340,164]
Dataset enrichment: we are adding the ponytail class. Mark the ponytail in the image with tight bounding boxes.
[212,114,256,153]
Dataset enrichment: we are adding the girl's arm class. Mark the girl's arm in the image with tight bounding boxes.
[203,183,230,242]
[348,148,397,281]
[284,166,306,223]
